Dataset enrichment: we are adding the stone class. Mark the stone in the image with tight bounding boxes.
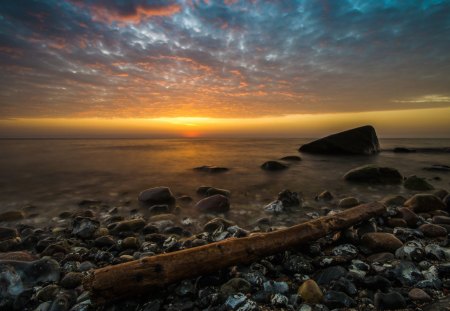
[298,279,323,303]
[425,244,450,261]
[108,219,145,234]
[381,195,406,207]
[138,187,175,206]
[386,218,407,228]
[343,165,403,184]
[445,194,450,209]
[315,191,333,202]
[299,125,380,155]
[71,217,99,239]
[361,232,403,252]
[277,189,301,208]
[404,175,434,191]
[195,194,230,213]
[60,272,83,289]
[361,275,392,290]
[220,278,251,297]
[0,251,36,261]
[0,227,18,241]
[193,165,229,173]
[393,261,423,286]
[433,189,449,200]
[314,266,347,285]
[409,288,431,302]
[329,277,357,296]
[393,147,416,153]
[419,224,447,237]
[205,187,231,197]
[367,252,395,263]
[263,280,289,294]
[323,290,356,308]
[280,155,301,161]
[331,244,359,258]
[374,292,406,310]
[264,201,284,213]
[261,161,288,171]
[338,197,359,209]
[433,215,450,225]
[395,241,425,261]
[95,235,115,247]
[121,236,140,249]
[0,211,24,222]
[397,207,420,227]
[404,194,446,213]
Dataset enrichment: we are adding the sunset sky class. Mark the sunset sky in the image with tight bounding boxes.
[0,0,449,138]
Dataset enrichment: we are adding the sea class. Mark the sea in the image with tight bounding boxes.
[0,138,449,227]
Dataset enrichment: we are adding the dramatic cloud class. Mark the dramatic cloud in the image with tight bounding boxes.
[0,0,449,118]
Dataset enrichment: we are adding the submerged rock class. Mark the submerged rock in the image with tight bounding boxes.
[280,155,302,161]
[344,165,403,184]
[404,175,434,191]
[195,194,230,213]
[138,187,175,206]
[194,165,229,173]
[261,161,288,171]
[315,190,334,202]
[299,125,380,155]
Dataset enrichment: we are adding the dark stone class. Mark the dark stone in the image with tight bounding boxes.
[323,290,356,308]
[299,125,380,155]
[220,278,251,298]
[361,275,392,291]
[392,261,423,286]
[148,204,170,214]
[71,217,99,239]
[60,272,83,289]
[195,194,230,213]
[206,187,231,197]
[108,219,146,234]
[361,232,403,253]
[374,292,406,310]
[419,224,447,237]
[0,227,18,241]
[261,161,288,171]
[314,266,347,285]
[277,189,301,208]
[193,166,229,173]
[138,187,175,206]
[315,190,333,202]
[394,147,416,153]
[404,194,446,213]
[423,164,450,172]
[344,165,403,184]
[404,175,434,191]
[397,207,420,227]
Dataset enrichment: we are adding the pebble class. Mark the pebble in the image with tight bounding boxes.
[315,266,347,285]
[195,194,230,213]
[298,279,323,303]
[338,197,359,208]
[419,223,447,237]
[361,232,403,252]
[404,194,446,213]
[374,291,406,310]
[138,186,175,206]
[60,272,83,289]
[260,161,288,171]
[323,290,356,308]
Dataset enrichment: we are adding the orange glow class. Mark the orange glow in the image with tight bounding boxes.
[0,107,449,138]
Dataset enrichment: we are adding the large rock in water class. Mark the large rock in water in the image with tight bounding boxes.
[344,165,403,184]
[138,187,175,206]
[299,125,380,155]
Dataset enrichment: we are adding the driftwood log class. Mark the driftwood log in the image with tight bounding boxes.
[84,202,386,304]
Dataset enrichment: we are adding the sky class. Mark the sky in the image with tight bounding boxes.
[0,0,449,138]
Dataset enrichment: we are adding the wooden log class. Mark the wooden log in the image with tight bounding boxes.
[84,202,386,304]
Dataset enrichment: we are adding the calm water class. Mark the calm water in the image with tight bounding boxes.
[0,138,449,226]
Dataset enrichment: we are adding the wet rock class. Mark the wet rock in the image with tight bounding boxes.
[329,277,357,296]
[206,187,231,197]
[408,288,432,302]
[0,227,18,241]
[148,204,170,214]
[283,254,314,274]
[71,217,99,239]
[264,201,285,214]
[94,235,115,247]
[343,165,403,184]
[225,293,258,311]
[393,227,424,242]
[433,215,450,225]
[36,284,60,301]
[298,279,323,303]
[374,291,406,310]
[261,160,288,171]
[393,147,416,153]
[367,252,395,263]
[338,197,359,208]
[195,194,230,213]
[381,195,406,207]
[331,244,359,258]
[277,189,301,208]
[356,220,377,238]
[404,175,434,191]
[121,237,140,249]
[138,187,175,206]
[0,211,24,222]
[424,244,450,261]
[323,290,356,308]
[280,155,301,161]
[419,223,447,237]
[361,275,392,291]
[395,241,425,261]
[193,165,229,173]
[220,278,251,297]
[60,272,83,289]
[386,218,407,228]
[315,191,333,202]
[397,207,420,227]
[0,251,35,261]
[108,219,145,234]
[315,266,347,285]
[263,280,289,294]
[271,293,289,307]
[392,261,423,286]
[404,194,446,213]
[361,232,403,253]
[299,125,380,155]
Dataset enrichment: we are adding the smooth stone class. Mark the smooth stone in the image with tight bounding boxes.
[362,275,392,290]
[298,279,323,303]
[397,207,420,227]
[374,292,406,310]
[261,161,288,171]
[220,278,251,297]
[299,125,380,155]
[71,217,100,239]
[280,155,301,161]
[419,224,447,237]
[138,187,175,206]
[108,219,145,234]
[193,165,229,173]
[404,175,434,191]
[0,251,36,261]
[432,215,450,225]
[387,218,407,228]
[315,190,334,202]
[94,235,115,247]
[195,194,230,213]
[323,290,356,308]
[361,232,403,252]
[314,266,347,285]
[404,194,446,213]
[381,195,406,207]
[263,280,289,294]
[60,272,83,289]
[0,211,24,222]
[148,204,170,214]
[206,187,231,198]
[121,237,140,249]
[433,189,449,200]
[367,252,395,263]
[329,277,357,296]
[393,227,424,242]
[338,197,359,209]
[343,165,403,184]
[0,227,18,241]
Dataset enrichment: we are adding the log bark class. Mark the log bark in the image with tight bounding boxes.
[84,202,386,304]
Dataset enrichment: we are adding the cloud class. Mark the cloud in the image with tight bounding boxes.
[0,0,449,119]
